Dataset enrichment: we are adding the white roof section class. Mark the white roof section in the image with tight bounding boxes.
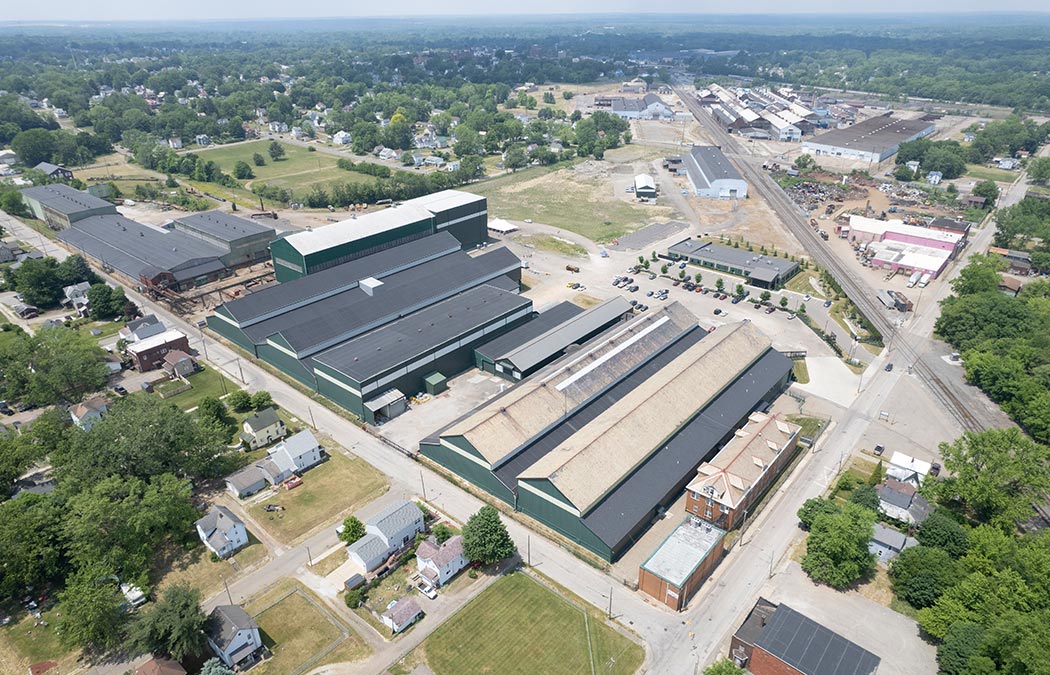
[889,451,931,477]
[641,518,724,587]
[125,328,186,354]
[487,218,519,234]
[283,204,435,256]
[635,174,656,190]
[402,189,482,211]
[867,241,952,272]
[848,215,964,245]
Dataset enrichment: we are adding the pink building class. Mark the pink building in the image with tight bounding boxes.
[848,215,963,255]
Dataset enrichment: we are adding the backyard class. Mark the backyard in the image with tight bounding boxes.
[0,604,79,675]
[248,449,388,545]
[247,580,370,675]
[154,366,239,411]
[964,164,1018,183]
[151,534,268,596]
[421,573,643,675]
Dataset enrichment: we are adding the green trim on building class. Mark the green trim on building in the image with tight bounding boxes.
[516,482,613,561]
[419,437,515,504]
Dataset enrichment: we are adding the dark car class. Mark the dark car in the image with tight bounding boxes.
[113,385,129,396]
[731,297,742,304]
[874,444,885,456]
[885,363,894,372]
[824,299,833,308]
[713,308,723,315]
[672,280,680,286]
[16,402,35,412]
[930,462,942,476]
[754,303,762,309]
[765,306,776,314]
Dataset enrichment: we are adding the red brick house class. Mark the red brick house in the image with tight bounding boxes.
[126,329,190,372]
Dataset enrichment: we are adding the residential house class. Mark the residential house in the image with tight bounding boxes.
[126,329,190,372]
[195,506,249,558]
[13,303,39,319]
[290,126,306,140]
[225,429,324,498]
[411,152,425,167]
[445,161,461,172]
[12,470,57,499]
[268,121,289,134]
[423,156,446,168]
[195,134,211,146]
[119,314,166,343]
[998,157,1021,170]
[135,656,186,675]
[70,396,108,431]
[207,605,263,669]
[62,281,92,316]
[0,242,16,263]
[926,171,943,185]
[869,523,917,562]
[877,478,933,525]
[167,138,183,150]
[416,535,469,588]
[33,162,74,181]
[381,597,422,634]
[162,349,197,378]
[239,406,287,450]
[346,499,426,573]
[332,130,352,145]
[379,148,399,161]
[886,451,931,487]
[0,149,19,165]
[999,274,1024,297]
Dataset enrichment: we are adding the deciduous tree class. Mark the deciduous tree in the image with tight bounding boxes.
[128,583,208,661]
[462,505,516,565]
[339,516,365,544]
[801,501,877,589]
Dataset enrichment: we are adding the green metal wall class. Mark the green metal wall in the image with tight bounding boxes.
[269,237,308,282]
[419,437,515,504]
[256,344,317,389]
[206,313,258,354]
[516,480,613,561]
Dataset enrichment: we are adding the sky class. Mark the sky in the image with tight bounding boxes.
[3,2,1048,23]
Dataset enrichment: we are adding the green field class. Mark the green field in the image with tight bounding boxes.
[423,573,643,675]
[965,164,1018,183]
[518,234,588,258]
[154,366,239,410]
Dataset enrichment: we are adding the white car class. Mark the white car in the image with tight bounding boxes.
[803,294,811,302]
[418,583,437,599]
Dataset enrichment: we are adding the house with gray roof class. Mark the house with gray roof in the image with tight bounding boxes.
[869,523,917,562]
[346,533,392,573]
[381,597,422,634]
[225,464,269,499]
[226,429,324,496]
[876,478,932,525]
[207,605,263,668]
[416,534,469,587]
[195,506,249,558]
[239,406,287,450]
[120,314,166,343]
[33,162,73,181]
[346,499,426,574]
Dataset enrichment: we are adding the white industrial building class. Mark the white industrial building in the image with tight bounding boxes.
[682,146,748,199]
[802,114,936,163]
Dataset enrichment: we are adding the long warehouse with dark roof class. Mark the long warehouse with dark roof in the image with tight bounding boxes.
[208,232,524,420]
[802,113,936,163]
[421,307,793,561]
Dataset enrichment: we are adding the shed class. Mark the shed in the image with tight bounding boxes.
[364,388,408,422]
[344,573,366,591]
[424,372,447,395]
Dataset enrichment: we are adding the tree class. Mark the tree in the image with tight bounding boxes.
[56,562,128,652]
[982,608,1050,675]
[11,128,56,166]
[678,269,686,280]
[504,147,528,171]
[734,284,744,296]
[918,568,1034,639]
[433,523,453,544]
[794,154,815,170]
[797,496,838,530]
[715,278,725,292]
[86,283,124,320]
[9,256,63,307]
[894,164,916,182]
[760,291,772,303]
[932,429,1050,529]
[971,180,1000,206]
[0,494,65,602]
[339,516,366,544]
[252,153,266,167]
[197,396,228,426]
[2,324,109,406]
[801,501,877,589]
[0,190,28,217]
[937,622,986,675]
[200,659,236,675]
[703,658,744,675]
[950,254,1006,296]
[780,296,789,308]
[233,161,254,179]
[227,390,252,413]
[128,583,208,661]
[1027,157,1050,184]
[660,264,668,275]
[268,140,286,161]
[889,545,957,608]
[695,272,703,284]
[251,390,273,410]
[462,505,516,565]
[849,484,881,512]
[917,509,970,557]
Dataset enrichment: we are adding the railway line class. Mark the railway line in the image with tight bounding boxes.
[673,86,986,433]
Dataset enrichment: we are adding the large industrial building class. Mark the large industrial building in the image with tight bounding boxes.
[421,307,793,562]
[845,215,965,279]
[802,114,936,163]
[19,183,118,230]
[681,146,748,199]
[208,232,524,422]
[268,190,487,282]
[57,214,230,291]
[169,211,275,268]
[667,238,799,290]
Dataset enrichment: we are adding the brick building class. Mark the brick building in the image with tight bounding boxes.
[126,329,191,372]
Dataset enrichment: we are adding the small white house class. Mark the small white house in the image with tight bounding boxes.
[208,605,263,668]
[167,137,183,150]
[887,451,932,487]
[381,597,422,634]
[70,397,108,431]
[416,535,469,588]
[255,429,324,484]
[346,499,426,573]
[195,506,249,559]
[332,130,352,145]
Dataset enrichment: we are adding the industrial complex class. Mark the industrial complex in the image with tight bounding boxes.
[680,146,748,199]
[843,214,965,279]
[19,183,118,229]
[667,238,799,289]
[801,114,936,163]
[421,307,793,562]
[268,190,487,281]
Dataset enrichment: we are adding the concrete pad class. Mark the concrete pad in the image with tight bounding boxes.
[792,356,860,406]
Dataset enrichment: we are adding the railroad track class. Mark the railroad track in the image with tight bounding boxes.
[673,86,986,433]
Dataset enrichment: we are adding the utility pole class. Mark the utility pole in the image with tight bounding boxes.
[419,470,427,501]
[607,586,613,620]
[308,405,317,428]
[527,535,531,567]
[198,327,209,360]
[224,579,233,605]
[306,546,313,566]
[236,358,245,384]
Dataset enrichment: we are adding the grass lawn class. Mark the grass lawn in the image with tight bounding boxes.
[791,359,811,384]
[423,573,642,675]
[249,450,389,545]
[965,164,1017,183]
[247,580,369,675]
[76,319,124,340]
[787,415,826,441]
[783,269,825,298]
[18,216,57,241]
[0,606,80,673]
[517,234,588,258]
[472,161,672,244]
[151,535,268,597]
[310,548,349,577]
[156,366,239,410]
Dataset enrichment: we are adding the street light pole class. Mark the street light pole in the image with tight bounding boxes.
[419,470,427,501]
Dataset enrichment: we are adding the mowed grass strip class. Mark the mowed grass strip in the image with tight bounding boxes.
[249,450,389,545]
[424,573,641,675]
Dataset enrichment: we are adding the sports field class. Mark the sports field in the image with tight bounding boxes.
[423,573,643,675]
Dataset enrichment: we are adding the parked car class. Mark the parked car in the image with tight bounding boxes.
[873,444,885,456]
[646,290,654,297]
[765,306,776,314]
[713,308,723,315]
[824,299,833,308]
[629,285,639,292]
[930,462,941,476]
[803,294,812,302]
[673,280,681,286]
[787,313,796,320]
[418,582,438,599]
[649,273,657,280]
[679,262,687,269]
[731,297,742,304]
[885,363,894,372]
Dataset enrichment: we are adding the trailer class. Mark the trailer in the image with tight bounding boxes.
[877,290,897,310]
[918,273,932,288]
[906,271,922,288]
[891,291,914,312]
